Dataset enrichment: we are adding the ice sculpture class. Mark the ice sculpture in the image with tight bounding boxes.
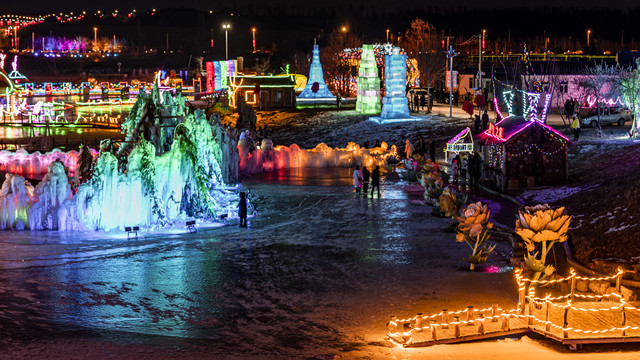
[370,47,417,124]
[298,45,335,99]
[356,44,381,114]
[0,148,93,180]
[0,87,243,231]
[238,138,398,175]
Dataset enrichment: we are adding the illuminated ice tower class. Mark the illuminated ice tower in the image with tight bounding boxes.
[356,44,381,114]
[298,44,334,99]
[381,47,410,118]
[370,46,416,124]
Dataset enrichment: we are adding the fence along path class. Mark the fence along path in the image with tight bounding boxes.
[387,268,640,350]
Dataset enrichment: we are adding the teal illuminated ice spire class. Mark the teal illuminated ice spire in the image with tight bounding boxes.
[298,44,335,99]
[380,47,410,118]
[356,44,381,114]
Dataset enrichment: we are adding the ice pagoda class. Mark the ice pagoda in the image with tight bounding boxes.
[298,44,335,100]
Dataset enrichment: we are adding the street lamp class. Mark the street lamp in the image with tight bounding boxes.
[341,26,347,33]
[386,29,390,43]
[93,27,98,52]
[252,27,256,52]
[587,29,591,49]
[222,23,231,60]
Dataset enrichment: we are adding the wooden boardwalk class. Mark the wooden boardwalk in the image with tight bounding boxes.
[388,269,640,350]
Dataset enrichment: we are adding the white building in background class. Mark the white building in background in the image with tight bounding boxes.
[521,74,619,109]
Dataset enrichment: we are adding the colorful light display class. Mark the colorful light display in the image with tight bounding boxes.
[356,45,381,114]
[205,60,237,93]
[332,44,420,97]
[298,44,334,99]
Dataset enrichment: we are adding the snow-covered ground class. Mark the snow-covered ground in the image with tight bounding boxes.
[253,108,474,151]
[519,185,599,204]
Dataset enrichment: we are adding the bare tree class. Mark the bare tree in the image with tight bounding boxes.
[320,29,362,97]
[400,18,445,113]
[252,56,271,74]
[577,62,620,136]
[291,50,311,77]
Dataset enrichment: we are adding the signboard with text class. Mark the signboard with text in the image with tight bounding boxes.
[445,70,458,90]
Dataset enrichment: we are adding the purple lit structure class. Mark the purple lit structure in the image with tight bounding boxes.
[476,116,570,191]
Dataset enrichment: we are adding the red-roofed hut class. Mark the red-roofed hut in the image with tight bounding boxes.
[476,116,570,191]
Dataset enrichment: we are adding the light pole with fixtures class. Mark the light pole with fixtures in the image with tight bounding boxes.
[252,27,256,52]
[223,24,231,60]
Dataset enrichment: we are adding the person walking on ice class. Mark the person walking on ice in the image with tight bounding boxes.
[238,192,248,227]
[362,165,370,197]
[370,165,381,198]
[353,165,363,195]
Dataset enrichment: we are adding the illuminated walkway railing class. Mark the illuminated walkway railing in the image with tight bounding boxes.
[387,268,639,349]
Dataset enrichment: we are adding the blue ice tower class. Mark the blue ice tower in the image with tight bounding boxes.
[298,45,335,99]
[380,47,410,119]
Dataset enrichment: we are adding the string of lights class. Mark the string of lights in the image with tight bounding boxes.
[389,267,635,347]
[506,143,565,158]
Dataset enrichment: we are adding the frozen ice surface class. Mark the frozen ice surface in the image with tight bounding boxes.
[0,168,520,359]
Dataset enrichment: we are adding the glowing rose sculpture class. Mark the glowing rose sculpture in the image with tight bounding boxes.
[455,202,496,271]
[438,187,458,218]
[515,204,572,281]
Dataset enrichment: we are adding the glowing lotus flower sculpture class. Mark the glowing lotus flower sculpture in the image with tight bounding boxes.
[455,202,496,271]
[515,204,572,281]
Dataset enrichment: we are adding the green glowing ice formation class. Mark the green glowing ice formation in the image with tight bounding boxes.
[356,44,381,114]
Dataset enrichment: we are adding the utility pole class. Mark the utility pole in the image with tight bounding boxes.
[479,31,485,117]
[446,45,459,118]
[543,30,546,60]
[478,32,483,89]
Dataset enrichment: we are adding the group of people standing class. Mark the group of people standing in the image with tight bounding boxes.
[353,165,381,198]
[474,111,491,134]
[405,135,437,161]
[450,152,482,188]
[410,92,432,112]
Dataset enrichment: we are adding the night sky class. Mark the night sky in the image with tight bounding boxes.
[5,0,640,13]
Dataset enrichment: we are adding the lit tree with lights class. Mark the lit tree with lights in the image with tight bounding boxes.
[618,59,640,138]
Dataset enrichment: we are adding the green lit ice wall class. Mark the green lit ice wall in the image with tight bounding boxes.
[356,44,381,114]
